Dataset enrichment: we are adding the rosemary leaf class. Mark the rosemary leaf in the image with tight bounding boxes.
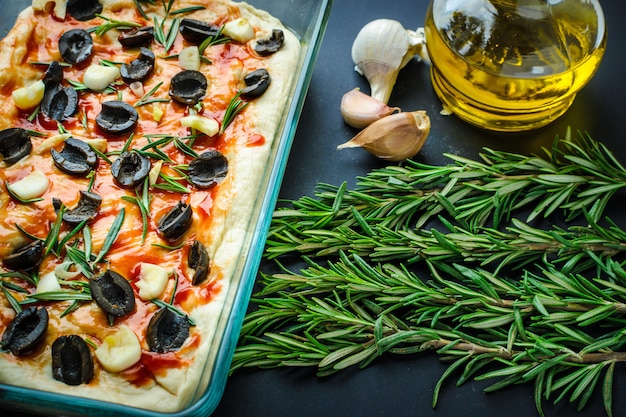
[94,208,125,263]
[220,92,248,134]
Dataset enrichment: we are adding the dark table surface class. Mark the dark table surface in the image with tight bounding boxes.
[3,1,626,417]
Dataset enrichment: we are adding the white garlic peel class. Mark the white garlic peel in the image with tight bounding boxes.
[340,88,400,129]
[337,111,431,162]
[351,19,427,104]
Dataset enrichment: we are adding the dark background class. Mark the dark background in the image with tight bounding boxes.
[3,1,626,417]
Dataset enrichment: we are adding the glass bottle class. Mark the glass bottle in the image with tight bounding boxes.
[424,0,607,131]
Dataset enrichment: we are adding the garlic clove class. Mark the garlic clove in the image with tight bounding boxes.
[337,110,430,162]
[351,19,419,104]
[340,88,400,129]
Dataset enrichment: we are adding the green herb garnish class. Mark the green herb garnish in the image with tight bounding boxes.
[220,92,248,134]
[134,82,170,107]
[90,14,142,37]
[232,130,626,417]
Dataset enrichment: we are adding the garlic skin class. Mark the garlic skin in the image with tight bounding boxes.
[351,19,427,104]
[337,111,430,162]
[340,88,400,129]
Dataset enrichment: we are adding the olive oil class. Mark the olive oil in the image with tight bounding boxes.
[425,0,606,131]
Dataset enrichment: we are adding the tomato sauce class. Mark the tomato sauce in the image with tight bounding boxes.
[0,1,266,387]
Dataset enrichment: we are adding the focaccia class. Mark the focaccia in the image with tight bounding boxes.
[0,0,299,412]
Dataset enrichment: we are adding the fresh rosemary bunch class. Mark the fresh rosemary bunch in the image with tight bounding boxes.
[234,130,626,417]
[265,130,626,243]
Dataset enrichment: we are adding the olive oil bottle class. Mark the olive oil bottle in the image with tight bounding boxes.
[425,0,606,131]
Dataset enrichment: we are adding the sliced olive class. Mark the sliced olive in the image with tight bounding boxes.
[96,101,139,135]
[157,201,193,242]
[51,335,94,386]
[63,191,102,224]
[2,240,44,272]
[118,26,155,48]
[67,0,103,21]
[120,47,155,84]
[1,307,48,356]
[179,18,220,44]
[188,240,210,285]
[188,150,228,189]
[239,68,271,99]
[90,270,135,317]
[169,70,208,106]
[59,29,93,65]
[51,137,97,176]
[146,308,190,353]
[111,151,151,189]
[41,84,79,122]
[254,29,285,56]
[0,127,32,165]
[43,61,64,87]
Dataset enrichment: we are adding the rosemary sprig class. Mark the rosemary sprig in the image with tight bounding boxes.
[67,79,116,95]
[93,208,125,263]
[153,16,180,54]
[121,179,151,243]
[134,82,170,107]
[220,92,248,134]
[234,131,626,417]
[198,26,228,55]
[267,131,626,236]
[153,172,190,193]
[235,254,626,416]
[90,14,141,37]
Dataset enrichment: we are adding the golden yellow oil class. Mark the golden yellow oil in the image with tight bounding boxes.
[425,0,607,131]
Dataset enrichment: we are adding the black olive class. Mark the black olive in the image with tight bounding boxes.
[1,307,48,356]
[62,191,102,224]
[90,270,136,317]
[2,240,44,272]
[188,240,210,285]
[254,29,285,56]
[188,150,228,189]
[120,47,155,84]
[59,29,93,65]
[51,137,97,176]
[43,61,64,87]
[157,201,193,242]
[96,101,139,135]
[41,84,79,122]
[110,151,151,189]
[179,18,220,44]
[0,127,32,165]
[118,26,155,48]
[51,335,94,386]
[67,0,103,21]
[146,308,190,353]
[239,68,271,99]
[169,70,208,106]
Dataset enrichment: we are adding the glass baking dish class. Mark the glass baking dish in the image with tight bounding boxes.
[0,0,333,416]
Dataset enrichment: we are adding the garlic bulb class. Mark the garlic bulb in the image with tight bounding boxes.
[337,110,430,162]
[351,19,427,104]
